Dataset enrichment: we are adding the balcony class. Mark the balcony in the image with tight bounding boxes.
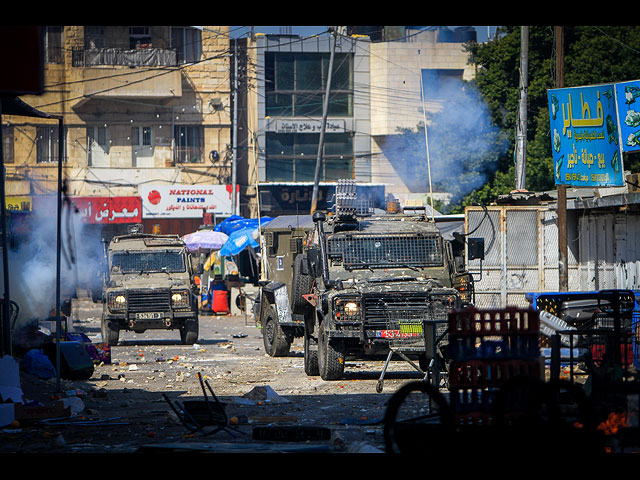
[72,47,177,68]
[72,48,182,102]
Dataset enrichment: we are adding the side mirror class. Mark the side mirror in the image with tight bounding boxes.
[306,248,323,278]
[468,238,485,261]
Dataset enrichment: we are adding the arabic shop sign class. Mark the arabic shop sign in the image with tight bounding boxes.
[6,196,31,212]
[615,80,640,153]
[139,184,236,218]
[548,83,623,187]
[32,196,142,224]
[73,196,141,223]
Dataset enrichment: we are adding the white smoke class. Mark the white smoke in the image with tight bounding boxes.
[2,196,105,327]
[386,75,507,208]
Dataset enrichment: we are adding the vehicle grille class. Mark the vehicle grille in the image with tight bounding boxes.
[362,292,452,334]
[127,290,171,312]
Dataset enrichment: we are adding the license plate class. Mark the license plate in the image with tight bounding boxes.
[136,312,162,320]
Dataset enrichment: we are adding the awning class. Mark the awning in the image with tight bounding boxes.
[1,96,59,119]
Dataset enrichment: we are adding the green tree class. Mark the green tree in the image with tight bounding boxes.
[462,26,640,207]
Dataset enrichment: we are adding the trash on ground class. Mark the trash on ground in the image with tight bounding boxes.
[232,385,290,405]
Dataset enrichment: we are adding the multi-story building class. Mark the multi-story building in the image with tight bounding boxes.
[4,26,234,239]
[235,26,477,216]
[235,29,385,217]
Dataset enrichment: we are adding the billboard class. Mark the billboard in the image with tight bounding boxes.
[615,79,640,154]
[139,184,236,218]
[548,83,623,187]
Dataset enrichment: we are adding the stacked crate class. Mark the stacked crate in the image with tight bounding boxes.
[447,307,542,425]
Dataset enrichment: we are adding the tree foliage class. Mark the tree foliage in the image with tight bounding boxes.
[414,25,640,211]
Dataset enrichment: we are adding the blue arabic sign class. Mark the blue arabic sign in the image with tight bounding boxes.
[548,84,623,187]
[615,80,640,153]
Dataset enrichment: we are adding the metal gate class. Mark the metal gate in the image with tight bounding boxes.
[465,206,579,309]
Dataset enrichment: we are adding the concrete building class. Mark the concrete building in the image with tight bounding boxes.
[367,26,477,208]
[235,30,380,217]
[4,26,234,238]
[235,26,477,217]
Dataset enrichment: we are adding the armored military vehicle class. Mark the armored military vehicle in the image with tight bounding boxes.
[256,181,474,381]
[101,231,200,345]
[255,215,315,357]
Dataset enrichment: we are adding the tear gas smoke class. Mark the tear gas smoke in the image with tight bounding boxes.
[1,198,105,328]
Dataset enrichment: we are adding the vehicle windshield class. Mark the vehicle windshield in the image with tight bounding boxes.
[110,250,186,274]
[327,233,443,269]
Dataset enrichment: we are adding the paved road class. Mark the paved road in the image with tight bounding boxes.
[3,297,428,453]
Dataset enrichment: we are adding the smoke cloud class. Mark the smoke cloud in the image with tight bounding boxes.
[1,196,105,328]
[385,75,508,209]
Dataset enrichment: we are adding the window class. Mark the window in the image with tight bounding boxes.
[2,126,14,164]
[129,26,151,49]
[171,27,202,64]
[265,52,353,117]
[85,26,105,49]
[37,126,64,163]
[132,126,152,147]
[45,26,63,64]
[421,69,464,99]
[174,125,203,163]
[265,132,353,181]
[87,125,109,166]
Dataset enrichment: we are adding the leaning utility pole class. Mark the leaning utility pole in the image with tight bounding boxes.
[310,28,336,214]
[515,26,528,191]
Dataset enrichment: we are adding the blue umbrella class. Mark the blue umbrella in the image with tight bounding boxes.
[219,218,274,256]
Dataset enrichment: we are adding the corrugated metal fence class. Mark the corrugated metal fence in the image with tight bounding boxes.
[466,205,640,309]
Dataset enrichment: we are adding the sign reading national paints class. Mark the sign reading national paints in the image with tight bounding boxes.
[139,184,236,218]
[548,83,623,187]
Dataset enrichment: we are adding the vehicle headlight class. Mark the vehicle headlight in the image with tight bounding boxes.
[334,297,361,321]
[171,290,190,308]
[108,292,127,311]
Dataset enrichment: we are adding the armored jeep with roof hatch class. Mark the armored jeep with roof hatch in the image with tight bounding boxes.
[299,181,473,380]
[101,232,200,345]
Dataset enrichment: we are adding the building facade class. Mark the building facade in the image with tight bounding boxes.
[236,26,477,217]
[4,26,234,238]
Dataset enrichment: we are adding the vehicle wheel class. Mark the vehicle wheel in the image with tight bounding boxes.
[317,321,344,380]
[383,381,454,454]
[291,255,313,314]
[180,317,199,345]
[304,320,319,376]
[101,316,120,346]
[262,305,291,357]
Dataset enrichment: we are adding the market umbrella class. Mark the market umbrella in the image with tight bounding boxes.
[182,230,229,251]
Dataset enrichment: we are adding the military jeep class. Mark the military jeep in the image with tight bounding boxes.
[301,182,473,380]
[101,232,200,345]
[256,182,474,381]
[254,215,315,357]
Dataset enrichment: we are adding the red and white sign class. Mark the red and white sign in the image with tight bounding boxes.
[34,196,142,224]
[139,184,237,218]
[72,196,141,224]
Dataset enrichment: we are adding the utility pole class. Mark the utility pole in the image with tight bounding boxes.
[515,26,528,191]
[556,26,568,291]
[310,28,336,214]
[231,40,238,216]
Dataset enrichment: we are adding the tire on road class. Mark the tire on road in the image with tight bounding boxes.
[304,317,319,376]
[317,320,344,380]
[180,317,199,345]
[262,304,291,357]
[101,315,120,346]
